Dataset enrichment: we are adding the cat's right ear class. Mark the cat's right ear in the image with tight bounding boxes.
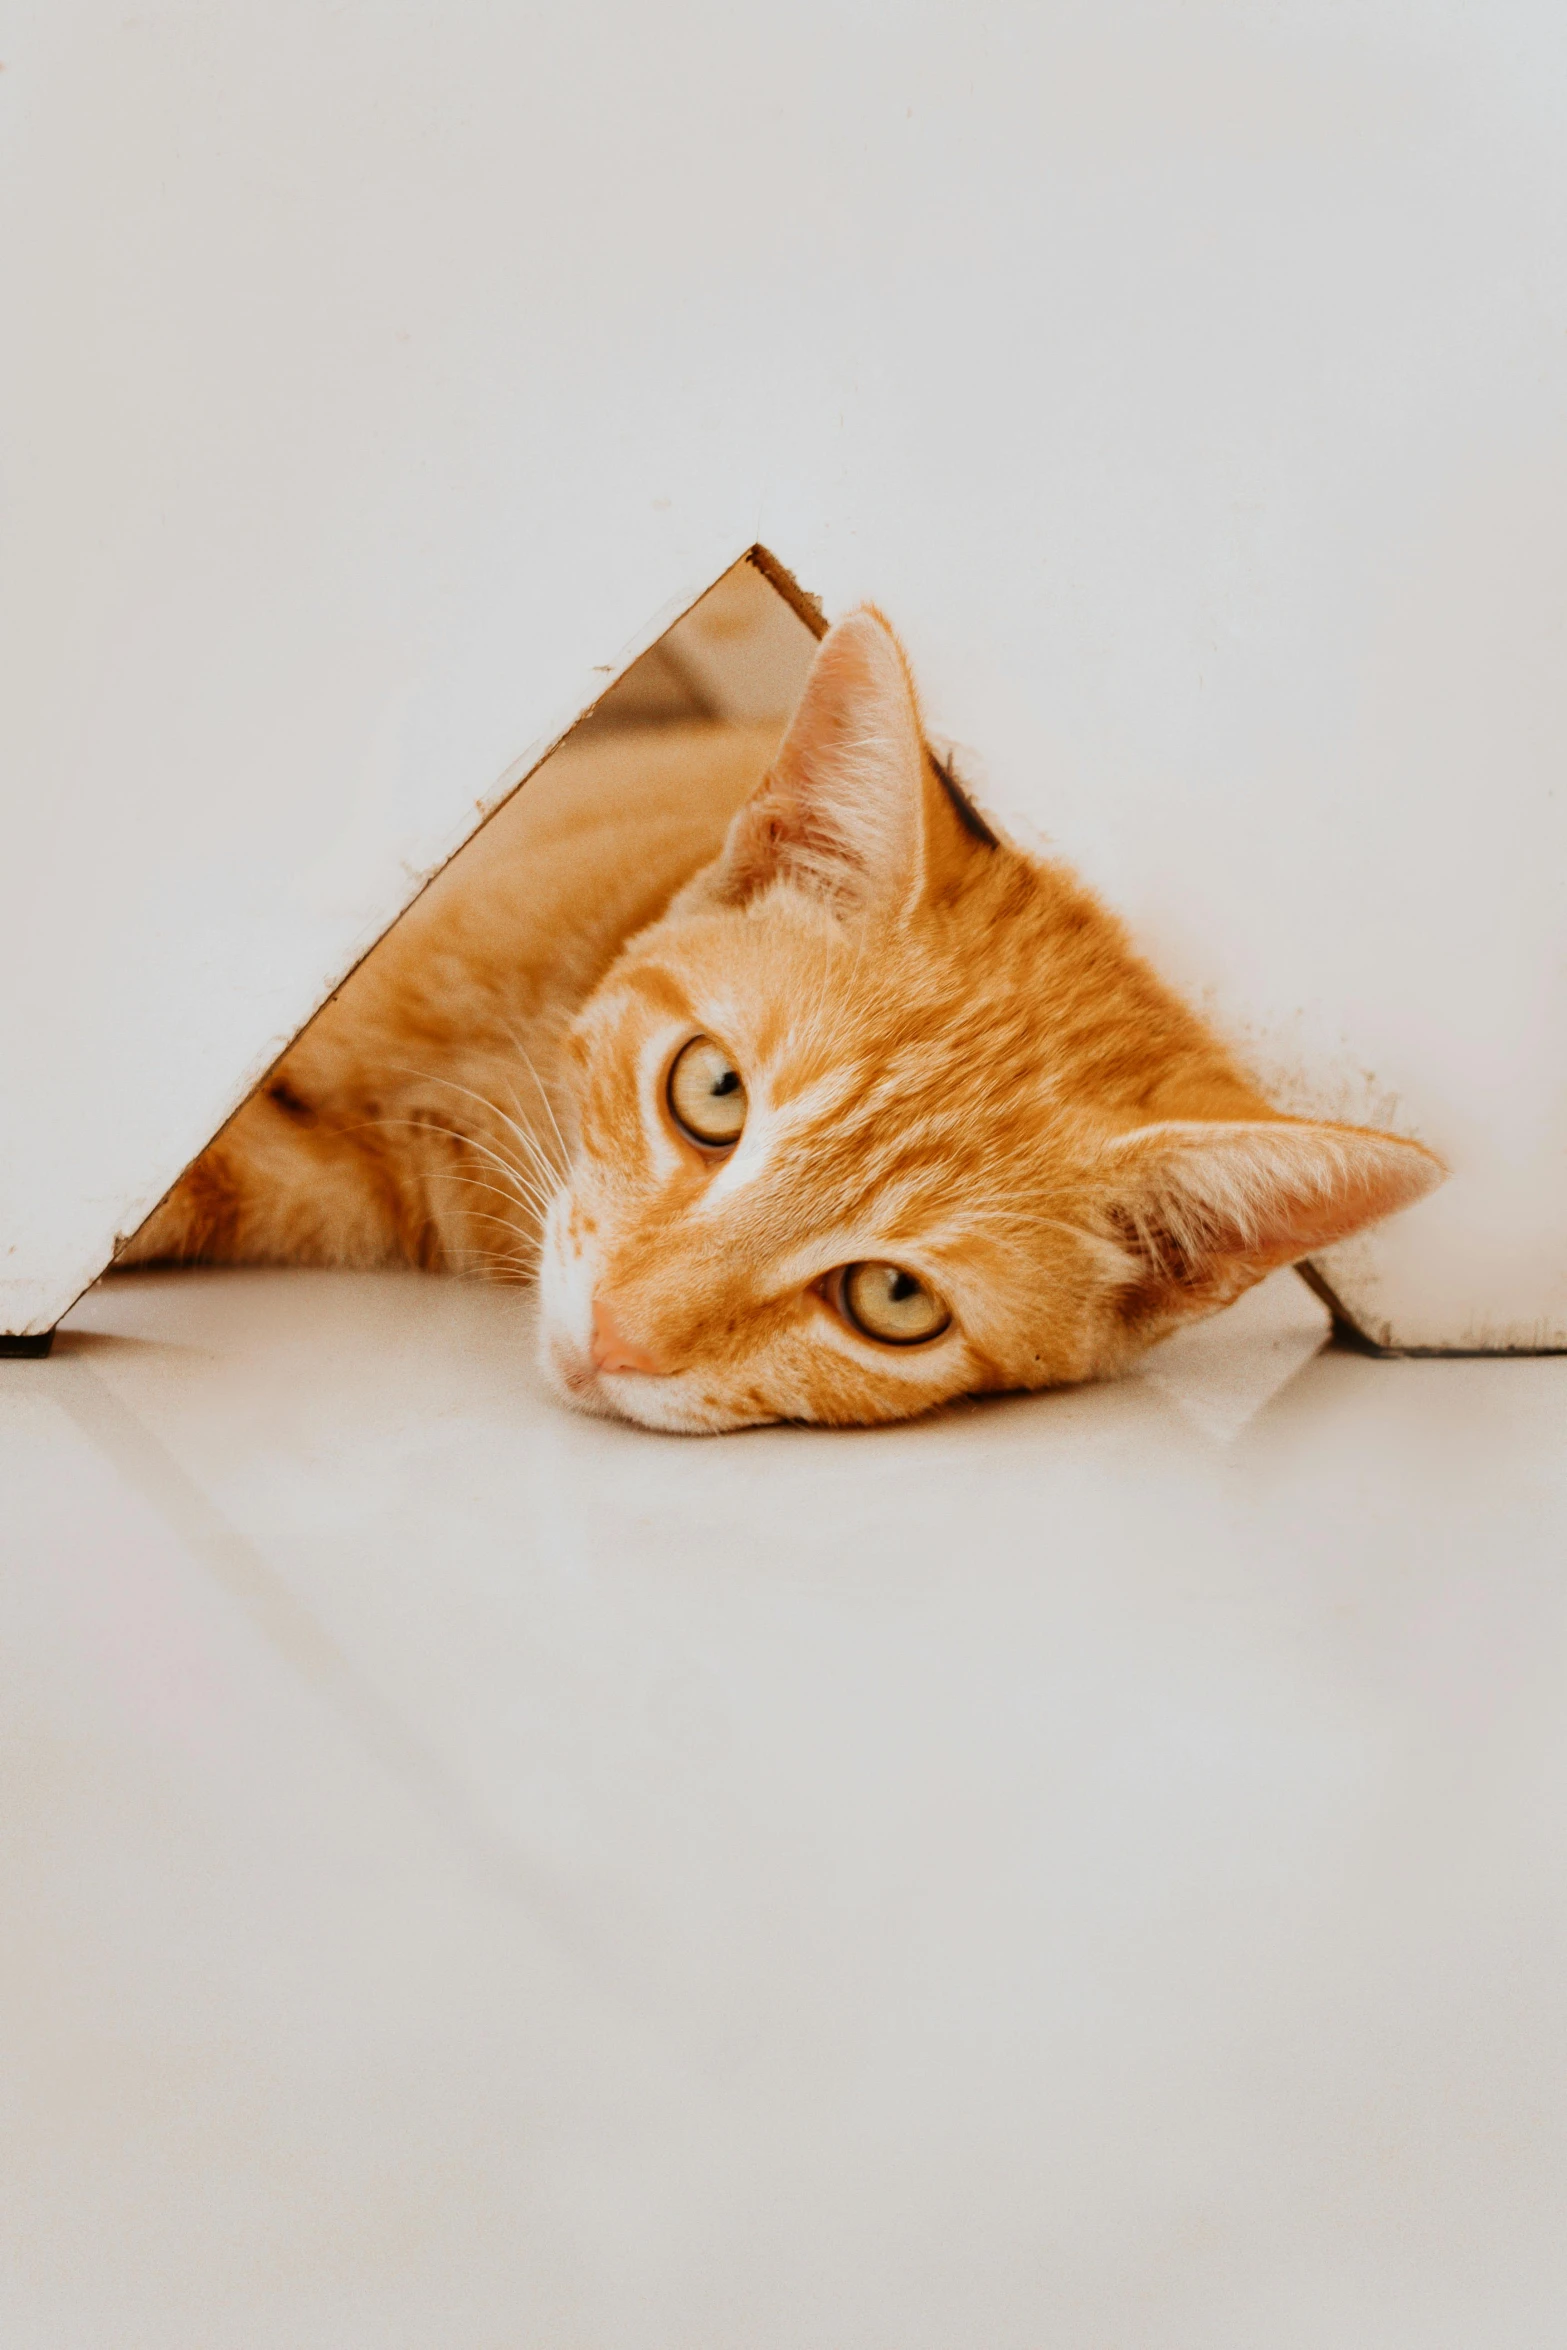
[696,608,981,917]
[1100,1116,1446,1327]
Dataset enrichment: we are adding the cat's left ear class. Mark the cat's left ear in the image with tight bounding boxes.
[702,607,986,916]
[1101,1116,1446,1324]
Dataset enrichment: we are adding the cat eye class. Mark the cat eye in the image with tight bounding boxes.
[667,1034,748,1148]
[838,1261,950,1346]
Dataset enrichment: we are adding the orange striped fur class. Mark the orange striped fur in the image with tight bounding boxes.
[126,610,1443,1430]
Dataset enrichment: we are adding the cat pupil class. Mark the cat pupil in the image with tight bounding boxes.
[712,1071,739,1096]
[890,1271,917,1301]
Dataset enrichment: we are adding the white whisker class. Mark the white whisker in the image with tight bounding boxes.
[497,1019,573,1174]
[384,1062,564,1183]
[358,1111,558,1225]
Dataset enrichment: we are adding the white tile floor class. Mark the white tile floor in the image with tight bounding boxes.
[4,1266,1565,2347]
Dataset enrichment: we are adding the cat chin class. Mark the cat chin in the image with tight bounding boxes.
[592,1376,759,1437]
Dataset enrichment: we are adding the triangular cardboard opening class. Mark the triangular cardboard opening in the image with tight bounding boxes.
[92,550,820,1316]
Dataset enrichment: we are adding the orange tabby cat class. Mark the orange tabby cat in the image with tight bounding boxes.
[124,610,1443,1430]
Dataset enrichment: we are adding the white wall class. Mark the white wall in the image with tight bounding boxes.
[4,0,1565,1346]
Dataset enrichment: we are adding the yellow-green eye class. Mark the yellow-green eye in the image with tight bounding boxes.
[840,1261,950,1346]
[668,1034,748,1147]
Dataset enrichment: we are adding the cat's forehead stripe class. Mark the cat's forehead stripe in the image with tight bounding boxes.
[616,962,691,1022]
[756,1064,863,1127]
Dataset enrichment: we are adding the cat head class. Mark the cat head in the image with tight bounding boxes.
[538,608,1443,1431]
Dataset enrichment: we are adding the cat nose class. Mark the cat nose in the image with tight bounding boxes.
[590,1294,664,1376]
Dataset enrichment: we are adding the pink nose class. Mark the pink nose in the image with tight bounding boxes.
[590,1294,663,1376]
